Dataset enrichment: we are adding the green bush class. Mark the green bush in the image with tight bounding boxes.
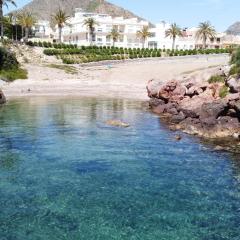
[231,48,240,67]
[62,58,75,64]
[0,68,28,82]
[229,65,240,76]
[219,86,229,98]
[208,75,225,84]
[0,47,19,70]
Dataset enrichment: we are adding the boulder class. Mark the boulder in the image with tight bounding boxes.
[199,100,227,119]
[0,90,6,104]
[227,77,240,93]
[149,98,165,108]
[171,111,186,123]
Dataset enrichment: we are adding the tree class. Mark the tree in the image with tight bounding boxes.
[5,13,15,40]
[165,23,183,50]
[52,9,70,43]
[107,28,120,47]
[0,0,17,39]
[137,26,151,48]
[17,11,36,42]
[196,21,216,49]
[83,18,98,46]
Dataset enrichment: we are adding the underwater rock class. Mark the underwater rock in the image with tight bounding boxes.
[106,120,130,128]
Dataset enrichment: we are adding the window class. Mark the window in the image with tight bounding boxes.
[150,33,156,38]
[97,28,103,32]
[97,37,102,42]
[119,36,124,42]
[106,36,111,42]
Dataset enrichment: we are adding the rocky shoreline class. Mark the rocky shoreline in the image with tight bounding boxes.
[147,65,240,140]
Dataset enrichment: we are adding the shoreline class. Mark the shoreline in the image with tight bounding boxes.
[2,54,229,101]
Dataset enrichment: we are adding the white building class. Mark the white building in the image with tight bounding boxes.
[32,20,54,41]
[61,8,149,48]
[148,22,195,50]
[147,22,232,50]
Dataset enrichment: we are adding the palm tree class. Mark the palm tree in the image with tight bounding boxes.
[137,26,151,48]
[52,9,70,43]
[17,12,36,42]
[6,12,15,40]
[83,18,98,45]
[165,23,183,50]
[0,0,17,39]
[196,21,216,49]
[107,28,120,47]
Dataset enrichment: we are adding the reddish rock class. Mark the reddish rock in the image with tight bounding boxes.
[0,90,6,104]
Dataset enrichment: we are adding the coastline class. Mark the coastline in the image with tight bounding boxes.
[1,54,229,101]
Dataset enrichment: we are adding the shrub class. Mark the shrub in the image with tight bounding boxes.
[219,86,229,98]
[208,75,225,84]
[229,65,240,76]
[62,58,75,64]
[26,41,34,47]
[231,48,240,67]
[0,68,28,82]
[0,47,19,70]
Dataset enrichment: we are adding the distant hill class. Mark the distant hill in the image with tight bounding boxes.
[12,0,149,23]
[226,22,240,35]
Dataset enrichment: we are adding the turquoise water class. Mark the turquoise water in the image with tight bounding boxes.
[0,98,240,240]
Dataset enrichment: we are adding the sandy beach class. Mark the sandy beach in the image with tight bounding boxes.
[1,54,229,101]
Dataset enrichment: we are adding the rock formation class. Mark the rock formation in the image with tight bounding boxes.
[147,66,240,139]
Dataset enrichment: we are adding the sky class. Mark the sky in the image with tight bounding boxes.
[4,0,240,31]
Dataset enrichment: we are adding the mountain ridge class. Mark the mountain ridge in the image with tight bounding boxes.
[12,0,149,24]
[226,22,240,35]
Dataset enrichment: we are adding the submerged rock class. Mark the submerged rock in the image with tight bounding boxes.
[106,120,130,128]
[175,135,182,141]
[0,90,6,104]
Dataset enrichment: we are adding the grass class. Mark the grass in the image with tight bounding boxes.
[0,68,28,82]
[219,85,229,98]
[229,65,240,76]
[208,75,225,84]
[46,64,78,74]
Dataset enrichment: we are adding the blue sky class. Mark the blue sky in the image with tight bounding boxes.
[4,0,240,31]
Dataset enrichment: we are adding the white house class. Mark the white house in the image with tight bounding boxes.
[147,22,195,50]
[61,8,149,48]
[32,20,54,41]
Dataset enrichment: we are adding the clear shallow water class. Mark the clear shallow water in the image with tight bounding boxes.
[0,97,240,240]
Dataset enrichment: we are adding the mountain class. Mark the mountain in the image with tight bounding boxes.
[226,22,240,35]
[12,0,148,23]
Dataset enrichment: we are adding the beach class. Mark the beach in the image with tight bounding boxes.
[2,54,229,101]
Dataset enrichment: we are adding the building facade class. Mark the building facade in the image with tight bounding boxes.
[31,20,53,41]
[31,11,240,49]
[61,9,149,48]
[147,22,196,50]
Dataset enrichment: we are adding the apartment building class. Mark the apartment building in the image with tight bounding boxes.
[32,20,53,41]
[147,22,196,50]
[61,8,149,48]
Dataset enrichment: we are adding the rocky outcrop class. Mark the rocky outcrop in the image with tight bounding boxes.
[147,66,240,139]
[0,90,6,104]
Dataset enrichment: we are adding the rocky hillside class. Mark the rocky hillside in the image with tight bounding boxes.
[13,0,147,22]
[226,22,240,35]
